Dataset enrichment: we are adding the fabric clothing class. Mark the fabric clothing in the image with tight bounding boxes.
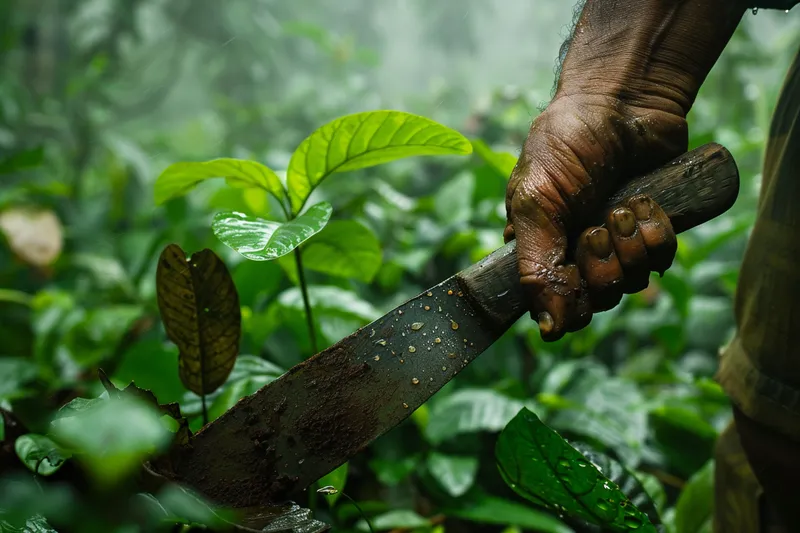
[714,45,800,532]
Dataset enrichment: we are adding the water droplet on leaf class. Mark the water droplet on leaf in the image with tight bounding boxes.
[411,322,424,331]
[411,377,419,385]
[408,346,416,353]
[434,337,441,343]
[373,355,380,361]
[451,320,459,330]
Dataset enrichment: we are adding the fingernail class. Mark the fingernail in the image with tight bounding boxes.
[538,312,554,336]
[631,196,653,221]
[587,228,611,258]
[612,208,636,237]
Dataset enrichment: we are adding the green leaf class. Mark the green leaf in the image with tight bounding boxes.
[50,396,172,486]
[674,460,714,533]
[570,442,663,527]
[156,244,241,395]
[545,365,647,467]
[426,452,478,497]
[0,289,33,306]
[434,172,475,225]
[213,202,332,261]
[425,389,527,445]
[287,110,472,213]
[299,220,383,282]
[0,146,45,175]
[0,357,39,400]
[276,285,380,322]
[318,462,349,506]
[154,158,286,206]
[471,139,517,178]
[369,456,420,486]
[445,494,572,533]
[496,408,657,533]
[356,510,429,532]
[14,434,71,476]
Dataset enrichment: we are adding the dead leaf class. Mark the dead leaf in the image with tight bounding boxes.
[0,208,63,266]
[155,244,240,395]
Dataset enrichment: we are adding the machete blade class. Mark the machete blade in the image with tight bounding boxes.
[167,142,740,509]
[171,273,503,507]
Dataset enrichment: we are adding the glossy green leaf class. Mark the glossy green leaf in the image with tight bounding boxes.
[674,460,714,533]
[434,171,475,225]
[287,110,472,213]
[425,389,527,445]
[50,396,172,485]
[212,202,332,261]
[14,434,71,476]
[318,462,348,506]
[356,510,429,532]
[471,139,517,178]
[496,408,657,533]
[298,220,383,282]
[156,244,241,395]
[426,452,478,497]
[570,442,662,527]
[154,158,286,206]
[445,494,572,533]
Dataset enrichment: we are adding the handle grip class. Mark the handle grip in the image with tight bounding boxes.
[456,142,740,329]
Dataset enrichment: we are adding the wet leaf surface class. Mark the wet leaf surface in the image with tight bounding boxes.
[287,110,472,213]
[496,408,658,533]
[156,244,241,395]
[212,202,332,261]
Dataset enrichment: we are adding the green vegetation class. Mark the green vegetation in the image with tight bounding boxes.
[1,1,799,532]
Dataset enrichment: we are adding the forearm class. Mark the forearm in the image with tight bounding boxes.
[555,0,748,116]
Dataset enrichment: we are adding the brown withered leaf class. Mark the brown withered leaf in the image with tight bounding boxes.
[155,244,241,396]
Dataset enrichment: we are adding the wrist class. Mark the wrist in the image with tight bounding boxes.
[554,0,747,116]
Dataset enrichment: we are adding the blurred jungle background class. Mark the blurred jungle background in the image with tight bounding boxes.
[1,1,799,532]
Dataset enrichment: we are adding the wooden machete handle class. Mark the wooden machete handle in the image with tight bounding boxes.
[456,142,740,330]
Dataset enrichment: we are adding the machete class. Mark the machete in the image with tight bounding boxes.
[168,142,739,509]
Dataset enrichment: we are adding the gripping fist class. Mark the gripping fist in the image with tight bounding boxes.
[505,95,688,341]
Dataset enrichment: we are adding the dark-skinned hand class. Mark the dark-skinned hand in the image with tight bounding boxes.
[505,94,688,341]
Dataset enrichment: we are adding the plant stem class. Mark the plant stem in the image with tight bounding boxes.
[201,394,208,426]
[341,493,374,533]
[294,248,318,354]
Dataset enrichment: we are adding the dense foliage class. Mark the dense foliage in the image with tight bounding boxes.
[1,1,799,532]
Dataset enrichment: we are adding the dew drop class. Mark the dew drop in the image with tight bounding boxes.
[451,320,459,330]
[408,346,416,353]
[298,459,305,465]
[369,329,375,338]
[448,353,457,359]
[438,306,442,312]
[442,366,447,371]
[426,291,433,297]
[457,291,463,297]
[399,359,405,363]
[376,339,387,346]
[402,402,409,409]
[398,310,404,315]
[434,337,441,343]
[373,355,380,361]
[424,305,430,311]
[401,332,406,337]
[752,6,758,14]
[411,377,419,385]
[411,322,424,331]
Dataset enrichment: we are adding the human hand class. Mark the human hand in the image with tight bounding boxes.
[505,95,687,340]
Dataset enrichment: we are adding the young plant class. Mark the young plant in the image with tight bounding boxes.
[154,110,473,353]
